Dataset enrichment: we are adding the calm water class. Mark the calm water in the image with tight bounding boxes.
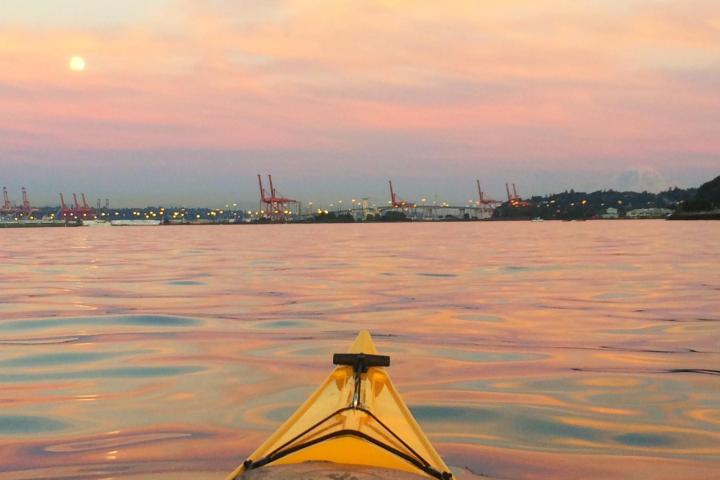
[0,222,718,479]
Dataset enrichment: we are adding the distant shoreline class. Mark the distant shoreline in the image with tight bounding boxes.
[3,217,717,228]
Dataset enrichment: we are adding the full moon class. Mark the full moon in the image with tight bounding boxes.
[69,56,86,72]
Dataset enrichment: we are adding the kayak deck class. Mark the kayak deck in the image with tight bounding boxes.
[228,331,452,479]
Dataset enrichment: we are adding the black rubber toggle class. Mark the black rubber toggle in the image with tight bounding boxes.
[333,353,390,373]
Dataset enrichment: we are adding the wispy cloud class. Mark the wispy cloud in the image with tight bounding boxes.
[0,0,718,202]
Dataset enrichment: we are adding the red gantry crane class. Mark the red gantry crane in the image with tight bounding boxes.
[59,193,96,220]
[505,183,532,207]
[1,187,38,218]
[1,186,15,216]
[475,180,501,218]
[506,183,521,203]
[19,187,37,218]
[257,174,298,221]
[78,193,95,218]
[72,193,82,217]
[59,193,75,220]
[388,180,410,208]
[477,180,501,207]
[58,193,75,220]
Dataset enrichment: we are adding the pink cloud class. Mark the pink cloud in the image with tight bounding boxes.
[0,0,718,170]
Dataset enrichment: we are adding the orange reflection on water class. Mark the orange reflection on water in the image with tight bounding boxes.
[0,222,718,479]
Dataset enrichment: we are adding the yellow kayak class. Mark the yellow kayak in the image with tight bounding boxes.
[227,331,453,479]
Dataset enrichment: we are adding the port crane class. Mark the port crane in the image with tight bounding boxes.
[58,193,96,220]
[77,193,95,218]
[477,180,501,207]
[257,174,298,221]
[59,193,75,219]
[388,180,411,208]
[505,183,532,207]
[475,180,501,217]
[1,187,14,215]
[19,187,37,218]
[1,187,37,218]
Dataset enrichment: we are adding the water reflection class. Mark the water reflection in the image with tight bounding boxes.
[0,222,718,479]
[0,415,67,434]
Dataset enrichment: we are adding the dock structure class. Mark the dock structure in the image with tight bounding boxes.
[312,179,501,221]
[2,176,507,224]
[377,203,493,220]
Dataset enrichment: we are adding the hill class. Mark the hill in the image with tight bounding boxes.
[681,175,720,212]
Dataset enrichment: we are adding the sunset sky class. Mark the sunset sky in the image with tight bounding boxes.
[1,0,719,207]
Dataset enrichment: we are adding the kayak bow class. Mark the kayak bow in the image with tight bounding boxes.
[228,331,452,479]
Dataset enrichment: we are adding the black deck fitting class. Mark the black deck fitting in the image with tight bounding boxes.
[332,353,390,373]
